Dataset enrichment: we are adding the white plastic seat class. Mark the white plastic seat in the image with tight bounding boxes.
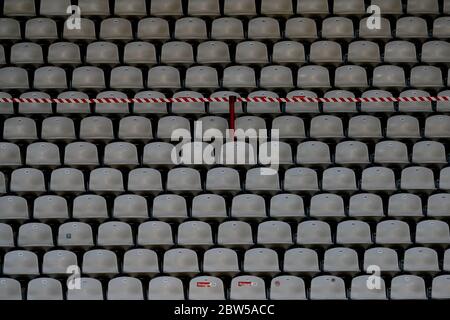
[100,18,133,41]
[137,221,174,248]
[113,195,148,220]
[25,18,58,41]
[171,91,206,114]
[310,276,347,300]
[189,276,225,300]
[97,221,134,248]
[18,222,53,248]
[390,276,427,300]
[163,248,200,276]
[248,17,281,41]
[209,91,243,114]
[123,249,159,276]
[321,17,354,40]
[161,41,194,65]
[296,221,332,246]
[82,250,119,276]
[401,166,435,192]
[211,17,244,41]
[285,17,318,41]
[26,142,60,167]
[230,276,266,300]
[387,193,423,218]
[333,0,365,15]
[0,92,13,114]
[41,117,75,141]
[152,194,188,221]
[174,17,207,41]
[50,169,85,195]
[89,168,124,194]
[137,18,170,40]
[110,66,144,90]
[57,222,94,248]
[124,42,157,65]
[217,221,254,248]
[148,277,184,300]
[376,220,412,246]
[396,17,429,39]
[27,278,63,300]
[118,116,152,142]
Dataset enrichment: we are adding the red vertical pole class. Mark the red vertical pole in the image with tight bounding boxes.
[229,96,236,138]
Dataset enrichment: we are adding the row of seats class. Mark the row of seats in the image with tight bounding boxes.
[3,40,450,67]
[4,0,450,17]
[1,219,449,247]
[2,274,450,300]
[1,15,450,42]
[2,192,450,221]
[1,65,449,92]
[3,115,450,142]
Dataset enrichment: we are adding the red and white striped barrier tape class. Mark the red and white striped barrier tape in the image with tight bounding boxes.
[0,96,449,104]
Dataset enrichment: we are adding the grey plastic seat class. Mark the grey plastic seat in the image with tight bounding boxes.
[323,90,358,113]
[310,194,345,219]
[410,66,444,89]
[11,42,43,65]
[284,90,318,113]
[174,17,207,40]
[235,41,268,65]
[128,168,162,194]
[118,117,152,142]
[148,277,184,300]
[78,0,110,16]
[412,141,446,165]
[110,66,143,90]
[361,167,396,192]
[107,277,144,300]
[0,223,14,248]
[0,278,22,300]
[440,167,450,190]
[211,17,244,40]
[177,221,213,247]
[256,219,294,247]
[245,168,280,194]
[322,167,357,192]
[243,248,280,275]
[360,90,395,113]
[72,66,106,91]
[104,142,138,167]
[246,91,280,113]
[80,117,114,141]
[49,168,86,193]
[4,0,36,16]
[86,42,119,65]
[386,115,420,139]
[399,90,432,112]
[113,195,148,220]
[0,173,4,194]
[0,67,29,90]
[223,66,257,90]
[0,18,21,41]
[10,168,46,194]
[297,0,329,16]
[167,167,202,194]
[296,141,331,166]
[82,250,119,276]
[124,42,157,65]
[335,66,368,89]
[427,194,450,218]
[416,220,450,245]
[309,41,343,65]
[433,17,450,38]
[390,276,427,300]
[437,91,450,112]
[283,167,319,193]
[260,66,294,90]
[189,276,225,300]
[0,143,22,167]
[297,221,332,246]
[206,167,240,194]
[147,66,181,90]
[388,193,423,218]
[137,18,170,40]
[123,249,159,276]
[349,193,384,219]
[33,195,69,221]
[248,17,280,41]
[209,91,243,114]
[41,117,76,141]
[27,278,63,300]
[197,41,231,65]
[134,91,167,114]
[72,195,108,220]
[384,41,417,64]
[269,276,306,300]
[185,66,219,90]
[231,194,266,220]
[374,141,409,166]
[203,248,239,275]
[350,276,387,300]
[150,0,182,16]
[273,41,306,65]
[163,248,200,275]
[40,0,70,16]
[335,141,370,166]
[372,65,406,89]
[230,276,266,300]
[64,142,99,167]
[333,0,365,15]
[18,222,53,248]
[217,221,253,247]
[114,0,147,16]
[323,248,360,274]
[217,141,257,166]
[283,248,319,274]
[348,41,381,65]
[0,92,13,114]
[3,250,39,276]
[336,221,372,246]
[161,41,194,65]
[432,275,450,299]
[259,141,293,168]
[401,167,435,192]
[310,276,347,300]
[18,91,52,114]
[56,91,90,114]
[310,115,344,139]
[152,194,188,221]
[422,41,450,65]
[63,18,97,42]
[192,194,228,221]
[272,116,306,140]
[371,0,403,14]
[100,18,133,41]
[404,247,439,273]
[0,196,29,221]
[269,194,305,220]
[42,250,78,275]
[188,0,220,16]
[285,17,318,41]
[224,0,256,16]
[157,116,190,140]
[363,247,399,273]
[396,17,428,39]
[67,278,103,300]
[376,220,412,246]
[297,65,331,89]
[143,142,176,168]
[57,222,94,248]
[322,17,354,40]
[172,91,206,114]
[89,168,124,194]
[137,221,174,248]
[26,142,61,167]
[25,18,58,41]
[261,0,293,16]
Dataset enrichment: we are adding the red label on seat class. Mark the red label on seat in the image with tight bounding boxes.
[196,281,211,288]
[238,281,254,287]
